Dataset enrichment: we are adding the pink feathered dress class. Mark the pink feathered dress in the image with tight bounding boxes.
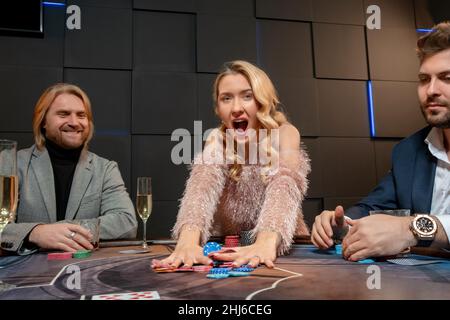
[172,139,311,255]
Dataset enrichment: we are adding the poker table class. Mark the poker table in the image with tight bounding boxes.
[1,243,450,300]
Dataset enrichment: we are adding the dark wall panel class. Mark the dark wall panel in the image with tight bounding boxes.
[133,11,196,72]
[303,138,322,198]
[132,135,189,201]
[133,0,197,12]
[302,199,323,229]
[197,73,219,131]
[312,0,364,25]
[145,201,180,238]
[68,0,132,8]
[276,77,319,137]
[313,23,368,80]
[89,135,132,190]
[197,0,254,16]
[0,6,64,67]
[132,72,197,134]
[317,79,369,137]
[323,197,364,211]
[372,81,426,138]
[64,6,132,69]
[415,0,450,28]
[319,138,377,197]
[364,0,415,28]
[367,28,419,81]
[0,66,63,132]
[197,15,257,73]
[257,20,313,78]
[255,0,313,21]
[374,140,399,183]
[64,68,131,133]
[0,133,34,150]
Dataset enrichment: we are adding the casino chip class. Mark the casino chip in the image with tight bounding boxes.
[73,250,92,259]
[203,242,222,256]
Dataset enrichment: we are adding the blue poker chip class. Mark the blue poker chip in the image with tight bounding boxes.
[232,267,254,272]
[203,241,222,256]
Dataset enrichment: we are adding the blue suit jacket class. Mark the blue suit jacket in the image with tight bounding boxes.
[346,126,437,219]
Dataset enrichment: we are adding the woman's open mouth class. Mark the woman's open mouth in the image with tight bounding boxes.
[232,119,248,135]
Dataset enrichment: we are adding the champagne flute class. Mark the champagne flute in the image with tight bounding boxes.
[136,177,152,250]
[0,140,18,236]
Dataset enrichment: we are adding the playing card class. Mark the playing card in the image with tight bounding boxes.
[92,291,160,300]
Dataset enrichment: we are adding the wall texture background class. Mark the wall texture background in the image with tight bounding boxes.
[0,0,448,238]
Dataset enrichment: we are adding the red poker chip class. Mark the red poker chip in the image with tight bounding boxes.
[193,266,212,272]
[47,252,73,260]
[225,235,239,239]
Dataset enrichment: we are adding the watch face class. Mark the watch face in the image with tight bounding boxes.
[415,217,436,235]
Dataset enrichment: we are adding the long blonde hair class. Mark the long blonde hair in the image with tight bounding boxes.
[32,83,94,150]
[213,60,288,180]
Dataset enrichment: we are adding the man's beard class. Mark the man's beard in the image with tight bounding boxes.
[420,99,450,129]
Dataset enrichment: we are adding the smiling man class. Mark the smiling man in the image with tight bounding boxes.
[311,22,450,260]
[0,83,137,255]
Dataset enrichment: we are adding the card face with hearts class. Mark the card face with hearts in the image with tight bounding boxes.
[91,291,160,300]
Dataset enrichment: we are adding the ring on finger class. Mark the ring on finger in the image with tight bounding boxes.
[68,231,76,239]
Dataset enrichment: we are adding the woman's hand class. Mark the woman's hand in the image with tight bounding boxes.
[210,243,277,268]
[152,243,213,269]
[151,226,212,269]
[211,231,279,268]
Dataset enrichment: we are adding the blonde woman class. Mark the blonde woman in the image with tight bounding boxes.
[155,61,311,269]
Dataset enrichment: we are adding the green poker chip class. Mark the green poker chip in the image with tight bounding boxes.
[73,250,92,259]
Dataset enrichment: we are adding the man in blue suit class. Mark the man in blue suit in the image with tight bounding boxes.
[311,22,450,261]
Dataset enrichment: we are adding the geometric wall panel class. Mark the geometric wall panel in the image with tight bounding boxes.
[257,20,313,78]
[64,68,131,133]
[132,72,197,135]
[0,66,63,132]
[372,81,426,138]
[0,6,64,67]
[373,139,400,183]
[317,79,369,137]
[363,0,415,28]
[313,23,368,80]
[367,28,419,81]
[134,11,196,72]
[197,15,257,73]
[65,6,132,69]
[255,0,313,21]
[312,0,364,25]
[319,137,377,197]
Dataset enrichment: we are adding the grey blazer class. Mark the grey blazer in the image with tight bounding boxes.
[0,145,137,254]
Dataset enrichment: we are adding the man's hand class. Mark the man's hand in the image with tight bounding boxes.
[311,205,350,249]
[342,215,417,261]
[29,223,94,252]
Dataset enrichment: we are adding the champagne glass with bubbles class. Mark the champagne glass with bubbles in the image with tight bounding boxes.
[136,177,152,251]
[0,140,18,236]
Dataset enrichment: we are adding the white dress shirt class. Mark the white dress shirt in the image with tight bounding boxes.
[425,127,450,241]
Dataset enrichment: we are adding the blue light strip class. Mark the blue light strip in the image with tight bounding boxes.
[43,2,66,7]
[417,28,433,33]
[367,81,376,138]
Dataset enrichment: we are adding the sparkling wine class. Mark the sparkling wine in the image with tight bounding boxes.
[136,194,152,221]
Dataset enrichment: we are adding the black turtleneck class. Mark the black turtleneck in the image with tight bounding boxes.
[45,139,83,221]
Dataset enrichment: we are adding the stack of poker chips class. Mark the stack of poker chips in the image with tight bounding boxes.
[203,241,222,256]
[224,235,240,247]
[239,230,254,246]
[206,266,255,279]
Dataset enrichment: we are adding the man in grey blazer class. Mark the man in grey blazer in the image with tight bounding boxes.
[0,83,137,255]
